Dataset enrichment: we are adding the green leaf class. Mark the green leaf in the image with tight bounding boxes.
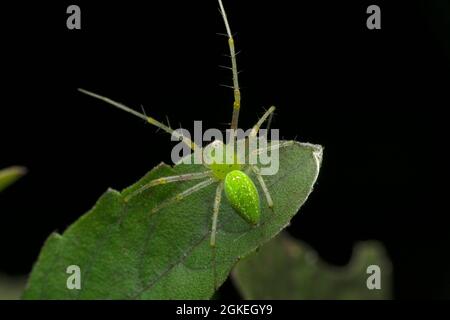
[23,141,322,299]
[0,166,27,192]
[232,232,392,299]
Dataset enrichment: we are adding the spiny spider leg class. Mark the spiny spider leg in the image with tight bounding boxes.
[77,88,199,151]
[151,178,215,213]
[124,171,213,202]
[218,0,241,131]
[250,165,274,209]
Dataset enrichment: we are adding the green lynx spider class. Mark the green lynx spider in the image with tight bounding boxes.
[79,0,292,251]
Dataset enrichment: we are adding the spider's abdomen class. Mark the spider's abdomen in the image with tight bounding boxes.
[224,170,260,225]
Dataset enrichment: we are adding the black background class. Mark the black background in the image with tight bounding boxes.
[0,1,448,299]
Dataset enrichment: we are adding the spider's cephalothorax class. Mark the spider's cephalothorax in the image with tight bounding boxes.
[204,140,242,180]
[79,0,292,260]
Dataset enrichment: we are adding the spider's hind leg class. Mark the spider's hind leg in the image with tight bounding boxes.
[210,182,224,247]
[141,177,216,213]
[210,182,224,292]
[124,171,213,202]
[251,165,274,210]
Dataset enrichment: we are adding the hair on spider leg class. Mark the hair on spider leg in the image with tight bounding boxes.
[137,104,153,127]
[140,104,148,117]
[219,83,248,91]
[165,115,172,130]
[216,4,238,36]
[218,65,233,71]
[222,50,242,58]
[220,65,245,76]
[218,83,235,90]
[215,32,229,38]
